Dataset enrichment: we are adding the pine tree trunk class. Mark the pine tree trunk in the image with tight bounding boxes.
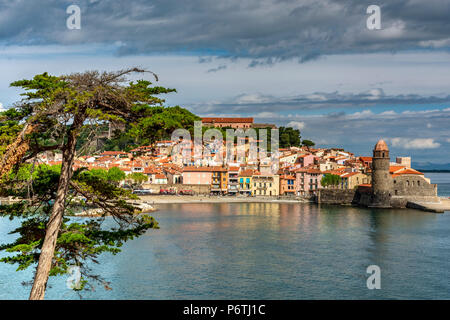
[29,119,81,300]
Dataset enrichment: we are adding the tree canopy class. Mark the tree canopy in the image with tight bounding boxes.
[321,174,341,188]
[279,127,302,148]
[103,106,200,152]
[0,68,176,299]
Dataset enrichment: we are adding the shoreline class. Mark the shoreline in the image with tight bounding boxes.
[138,195,311,204]
[137,195,450,213]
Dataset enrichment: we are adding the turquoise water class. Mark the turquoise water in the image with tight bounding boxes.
[426,172,450,197]
[1,174,450,300]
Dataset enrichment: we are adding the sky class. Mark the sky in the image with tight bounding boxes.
[0,0,450,163]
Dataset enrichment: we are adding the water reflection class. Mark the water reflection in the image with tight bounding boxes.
[0,202,448,299]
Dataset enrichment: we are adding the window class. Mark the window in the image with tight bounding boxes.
[418,180,420,186]
[395,190,398,195]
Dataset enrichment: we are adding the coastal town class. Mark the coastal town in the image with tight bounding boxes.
[34,117,436,204]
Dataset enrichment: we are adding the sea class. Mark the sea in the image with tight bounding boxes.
[0,173,449,299]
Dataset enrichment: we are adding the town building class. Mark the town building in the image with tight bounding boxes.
[339,172,371,190]
[252,174,280,196]
[227,167,240,194]
[239,169,256,196]
[297,154,315,168]
[211,167,228,195]
[182,167,213,185]
[395,157,411,168]
[279,175,296,196]
[202,117,254,129]
[294,167,323,196]
[154,173,168,185]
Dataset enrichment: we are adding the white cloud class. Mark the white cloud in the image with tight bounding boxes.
[380,110,397,116]
[255,112,278,118]
[287,121,305,130]
[233,93,273,104]
[446,138,450,143]
[390,138,441,149]
[348,110,374,119]
[0,102,4,111]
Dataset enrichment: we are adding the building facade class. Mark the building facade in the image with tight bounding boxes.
[252,174,280,196]
[202,117,254,129]
[279,175,296,196]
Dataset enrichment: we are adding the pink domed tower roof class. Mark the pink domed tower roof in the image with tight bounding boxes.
[374,139,389,151]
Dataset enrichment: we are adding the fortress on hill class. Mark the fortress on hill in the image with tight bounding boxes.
[318,139,441,211]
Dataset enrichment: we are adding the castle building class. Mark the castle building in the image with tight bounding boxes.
[369,139,438,208]
[201,117,254,129]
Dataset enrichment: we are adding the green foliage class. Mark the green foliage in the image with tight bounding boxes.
[0,69,170,295]
[127,172,148,188]
[302,139,315,148]
[88,169,109,181]
[107,167,126,183]
[0,164,158,291]
[104,106,200,152]
[321,174,341,188]
[279,127,302,148]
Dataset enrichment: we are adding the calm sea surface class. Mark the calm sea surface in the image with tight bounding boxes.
[0,173,449,299]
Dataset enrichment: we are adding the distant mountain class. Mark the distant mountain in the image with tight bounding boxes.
[412,162,450,171]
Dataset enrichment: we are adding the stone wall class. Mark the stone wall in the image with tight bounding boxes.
[316,189,358,205]
[392,175,437,197]
[317,175,439,209]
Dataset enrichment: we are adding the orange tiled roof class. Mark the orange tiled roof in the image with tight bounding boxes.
[341,172,361,178]
[392,168,423,177]
[101,151,128,156]
[389,165,407,173]
[239,169,257,177]
[183,166,227,172]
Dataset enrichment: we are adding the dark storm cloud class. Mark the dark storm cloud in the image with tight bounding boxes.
[207,65,227,73]
[0,0,449,61]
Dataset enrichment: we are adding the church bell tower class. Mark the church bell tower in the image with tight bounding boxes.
[370,139,392,208]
